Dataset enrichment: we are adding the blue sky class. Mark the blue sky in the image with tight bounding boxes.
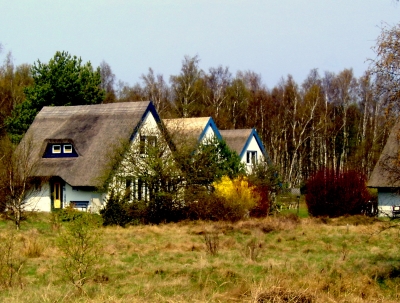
[1,0,399,88]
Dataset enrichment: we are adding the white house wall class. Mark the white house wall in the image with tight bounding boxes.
[123,109,165,166]
[63,183,105,212]
[241,135,264,170]
[200,125,217,143]
[25,183,51,212]
[377,188,400,217]
[25,182,105,212]
[137,110,159,137]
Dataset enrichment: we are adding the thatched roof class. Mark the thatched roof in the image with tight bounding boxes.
[23,101,158,187]
[219,129,253,156]
[163,117,221,149]
[368,120,400,188]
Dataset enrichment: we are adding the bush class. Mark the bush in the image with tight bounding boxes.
[305,169,371,218]
[0,230,24,289]
[184,187,232,221]
[142,192,186,224]
[247,161,278,217]
[56,211,103,292]
[100,190,132,227]
[249,184,270,218]
[185,176,267,222]
[212,176,260,221]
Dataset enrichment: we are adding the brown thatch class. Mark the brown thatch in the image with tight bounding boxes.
[163,117,210,139]
[219,129,253,156]
[163,117,213,150]
[368,120,400,188]
[22,101,154,187]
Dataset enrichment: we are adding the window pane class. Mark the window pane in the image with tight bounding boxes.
[63,144,72,153]
[247,151,257,164]
[140,136,146,154]
[52,145,61,153]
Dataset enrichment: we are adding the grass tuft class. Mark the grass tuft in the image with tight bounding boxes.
[257,288,314,303]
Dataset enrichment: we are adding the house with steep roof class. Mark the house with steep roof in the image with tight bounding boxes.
[368,120,400,216]
[219,128,268,171]
[22,101,163,212]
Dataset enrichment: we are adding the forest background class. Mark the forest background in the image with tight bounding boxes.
[0,20,399,189]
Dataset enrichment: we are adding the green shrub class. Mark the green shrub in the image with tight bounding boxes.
[100,190,132,227]
[0,230,24,289]
[56,211,103,292]
[184,188,230,221]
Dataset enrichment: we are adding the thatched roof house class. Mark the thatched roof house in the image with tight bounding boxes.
[219,128,268,169]
[22,101,162,212]
[368,120,400,216]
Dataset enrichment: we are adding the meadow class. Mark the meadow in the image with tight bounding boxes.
[0,209,400,303]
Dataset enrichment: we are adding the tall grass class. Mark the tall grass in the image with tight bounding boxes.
[0,213,399,302]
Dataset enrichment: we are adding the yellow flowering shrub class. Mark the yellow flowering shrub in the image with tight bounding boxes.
[213,176,260,220]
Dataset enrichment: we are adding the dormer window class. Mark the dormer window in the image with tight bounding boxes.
[63,144,72,153]
[52,145,61,154]
[44,142,78,158]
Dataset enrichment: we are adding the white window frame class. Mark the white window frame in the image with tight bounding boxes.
[139,135,157,155]
[247,151,257,164]
[63,144,73,153]
[52,145,61,154]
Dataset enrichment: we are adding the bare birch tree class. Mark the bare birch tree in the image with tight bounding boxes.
[141,68,171,117]
[170,55,204,118]
[0,135,44,230]
[203,66,231,121]
[370,22,400,111]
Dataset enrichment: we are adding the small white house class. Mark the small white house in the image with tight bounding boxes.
[219,128,269,172]
[21,101,164,212]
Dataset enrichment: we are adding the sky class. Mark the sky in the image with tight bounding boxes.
[1,0,399,88]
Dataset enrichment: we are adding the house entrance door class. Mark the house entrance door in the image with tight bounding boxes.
[54,182,61,209]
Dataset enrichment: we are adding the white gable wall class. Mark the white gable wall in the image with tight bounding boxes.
[241,135,265,172]
[199,124,217,144]
[123,109,164,164]
[138,110,159,136]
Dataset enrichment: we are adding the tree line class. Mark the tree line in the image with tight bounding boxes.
[1,23,399,188]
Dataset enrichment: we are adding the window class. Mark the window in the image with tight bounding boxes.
[137,178,149,201]
[139,135,157,155]
[138,179,144,201]
[125,178,133,200]
[140,136,146,154]
[147,136,157,149]
[247,151,257,164]
[52,145,61,154]
[63,144,72,153]
[44,143,78,158]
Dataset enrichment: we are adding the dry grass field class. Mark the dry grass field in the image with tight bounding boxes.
[0,212,400,303]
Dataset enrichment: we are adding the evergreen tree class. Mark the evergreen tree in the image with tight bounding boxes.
[6,51,105,142]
